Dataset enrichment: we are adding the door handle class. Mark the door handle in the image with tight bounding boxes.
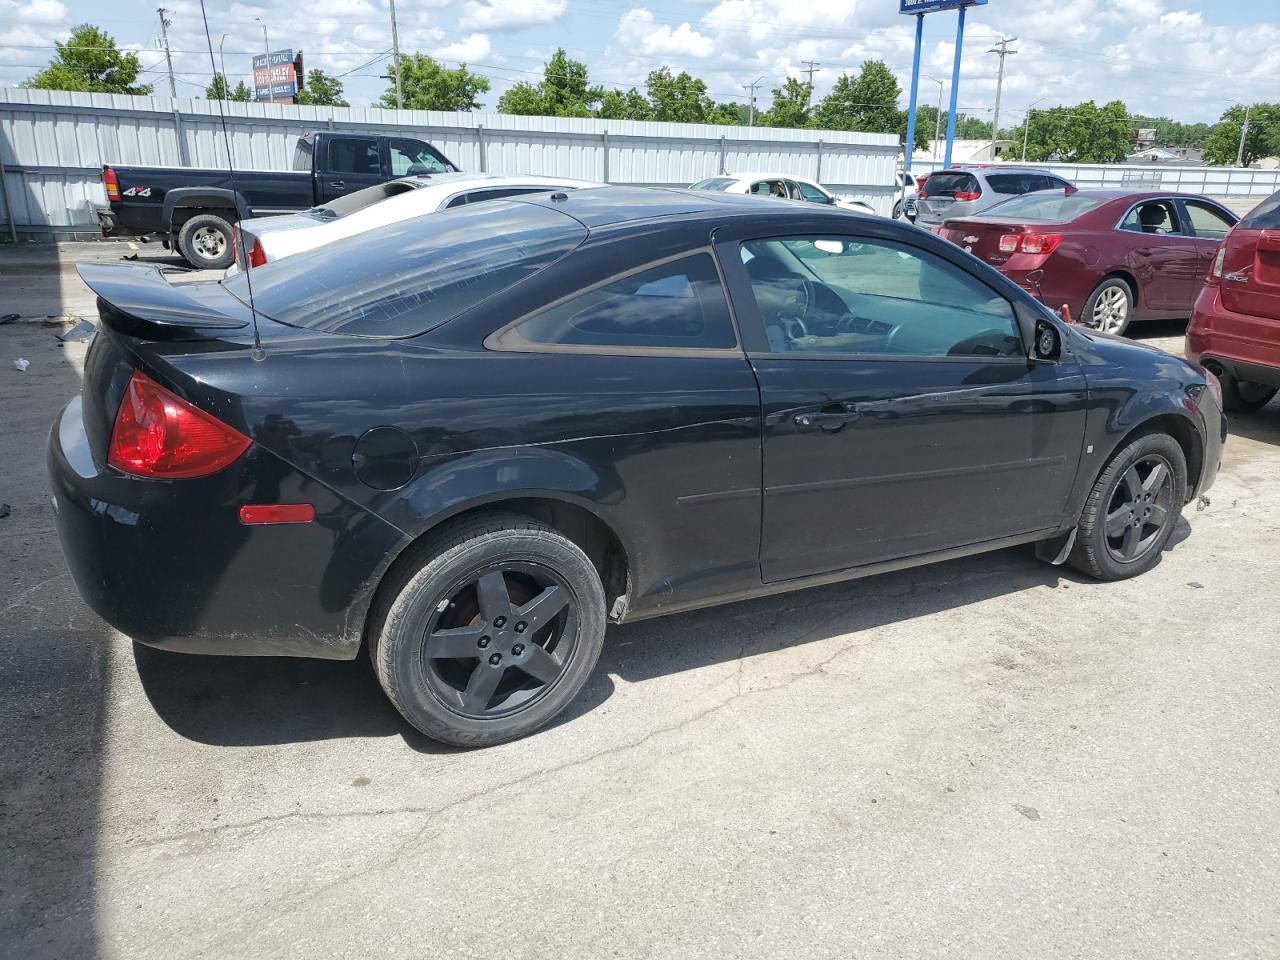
[794,408,861,430]
[331,180,345,191]
[1134,248,1152,257]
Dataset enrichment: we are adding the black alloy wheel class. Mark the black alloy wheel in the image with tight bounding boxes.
[372,514,607,747]
[1068,432,1187,581]
[422,562,577,719]
[1102,454,1175,565]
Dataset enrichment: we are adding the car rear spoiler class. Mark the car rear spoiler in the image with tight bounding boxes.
[77,262,251,333]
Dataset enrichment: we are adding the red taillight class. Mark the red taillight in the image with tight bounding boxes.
[917,189,928,200]
[248,238,267,269]
[108,371,250,479]
[1021,233,1062,255]
[999,234,1020,253]
[954,191,981,201]
[1206,242,1226,285]
[103,167,121,202]
[239,504,315,525]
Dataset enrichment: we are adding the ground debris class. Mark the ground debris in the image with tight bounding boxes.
[55,319,96,343]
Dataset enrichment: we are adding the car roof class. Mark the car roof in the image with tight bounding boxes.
[724,171,820,185]
[392,173,602,192]
[519,185,815,228]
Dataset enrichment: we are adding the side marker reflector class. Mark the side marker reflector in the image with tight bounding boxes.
[239,504,316,525]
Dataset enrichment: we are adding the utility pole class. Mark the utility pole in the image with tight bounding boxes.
[743,76,764,126]
[1237,103,1252,167]
[801,60,820,109]
[987,36,1017,155]
[1021,96,1046,161]
[923,74,944,159]
[389,0,404,109]
[157,8,176,98]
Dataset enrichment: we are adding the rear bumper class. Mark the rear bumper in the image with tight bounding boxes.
[1186,285,1280,389]
[48,396,407,659]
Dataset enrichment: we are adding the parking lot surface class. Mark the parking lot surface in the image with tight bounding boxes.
[2,242,1279,959]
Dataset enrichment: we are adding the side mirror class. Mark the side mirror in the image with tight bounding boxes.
[1032,320,1062,362]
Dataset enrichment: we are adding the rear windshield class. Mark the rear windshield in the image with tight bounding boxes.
[986,172,1054,195]
[692,177,736,191]
[980,192,1110,222]
[223,202,587,338]
[923,172,980,197]
[1240,192,1280,230]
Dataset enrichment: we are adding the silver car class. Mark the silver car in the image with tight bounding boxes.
[914,166,1074,229]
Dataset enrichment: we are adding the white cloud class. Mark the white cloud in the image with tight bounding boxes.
[459,0,566,31]
[0,0,67,24]
[616,9,714,59]
[434,32,491,64]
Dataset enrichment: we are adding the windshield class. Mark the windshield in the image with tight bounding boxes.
[981,192,1109,222]
[224,201,587,337]
[692,177,736,191]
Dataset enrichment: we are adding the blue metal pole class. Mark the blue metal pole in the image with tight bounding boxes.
[903,13,924,174]
[943,5,966,168]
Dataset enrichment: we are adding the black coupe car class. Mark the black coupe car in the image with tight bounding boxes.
[50,187,1225,746]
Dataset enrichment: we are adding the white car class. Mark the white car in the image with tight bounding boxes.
[227,173,602,274]
[690,172,877,215]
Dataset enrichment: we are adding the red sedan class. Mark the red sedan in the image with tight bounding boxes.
[1186,190,1280,411]
[938,190,1237,335]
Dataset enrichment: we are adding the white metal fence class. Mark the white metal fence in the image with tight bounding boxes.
[911,157,1280,197]
[0,89,902,239]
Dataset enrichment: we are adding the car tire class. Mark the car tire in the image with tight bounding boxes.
[892,200,903,219]
[1082,277,1134,336]
[371,513,607,748]
[1068,432,1187,581]
[176,212,235,270]
[1221,374,1277,413]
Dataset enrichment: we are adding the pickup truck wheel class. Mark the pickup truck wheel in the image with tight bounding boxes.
[177,213,234,270]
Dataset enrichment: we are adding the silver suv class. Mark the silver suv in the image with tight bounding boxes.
[914,166,1075,229]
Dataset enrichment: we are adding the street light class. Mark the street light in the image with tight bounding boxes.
[218,33,228,98]
[254,16,271,102]
[1228,98,1252,168]
[922,74,945,160]
[1021,96,1047,161]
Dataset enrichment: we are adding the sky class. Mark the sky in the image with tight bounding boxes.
[0,0,1275,126]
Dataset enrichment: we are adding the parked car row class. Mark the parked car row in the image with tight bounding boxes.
[54,180,1228,747]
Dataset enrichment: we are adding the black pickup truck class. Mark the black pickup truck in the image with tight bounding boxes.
[99,131,458,269]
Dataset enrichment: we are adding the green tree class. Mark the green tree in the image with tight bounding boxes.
[24,24,152,94]
[811,60,901,134]
[598,87,651,121]
[1203,104,1280,167]
[383,55,489,111]
[230,81,252,102]
[296,69,348,107]
[1021,100,1130,163]
[206,72,231,100]
[645,67,729,124]
[497,49,600,118]
[763,78,812,129]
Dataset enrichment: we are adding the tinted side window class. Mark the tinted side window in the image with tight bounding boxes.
[1183,201,1236,239]
[740,236,1021,359]
[1120,200,1180,235]
[329,138,380,175]
[797,182,830,204]
[388,138,453,176]
[511,254,736,350]
[1240,192,1280,230]
[292,138,313,171]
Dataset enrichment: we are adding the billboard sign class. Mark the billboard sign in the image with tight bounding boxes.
[252,49,296,102]
[900,0,987,13]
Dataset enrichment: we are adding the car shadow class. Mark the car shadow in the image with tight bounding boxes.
[1224,403,1280,445]
[133,536,1202,752]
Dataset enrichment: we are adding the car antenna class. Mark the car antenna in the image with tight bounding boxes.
[197,0,265,361]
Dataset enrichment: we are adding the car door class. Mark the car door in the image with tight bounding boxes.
[318,136,383,203]
[715,222,1087,582]
[1118,198,1203,312]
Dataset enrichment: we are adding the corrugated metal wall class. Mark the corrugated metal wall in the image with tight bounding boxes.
[0,89,903,238]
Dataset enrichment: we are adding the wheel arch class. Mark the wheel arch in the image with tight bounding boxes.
[1095,269,1140,306]
[1104,410,1204,504]
[361,490,634,657]
[161,187,248,233]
